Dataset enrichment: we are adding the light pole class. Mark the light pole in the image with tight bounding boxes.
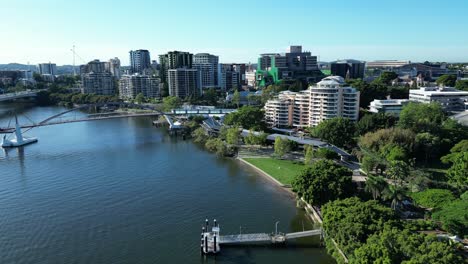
[240,226,242,236]
[275,221,280,235]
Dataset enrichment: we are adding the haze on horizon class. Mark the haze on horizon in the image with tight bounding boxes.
[1,0,467,65]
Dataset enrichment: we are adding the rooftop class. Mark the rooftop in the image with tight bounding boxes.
[410,87,468,96]
[317,76,345,87]
[371,99,410,106]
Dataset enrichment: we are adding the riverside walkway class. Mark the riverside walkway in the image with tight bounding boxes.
[0,90,43,102]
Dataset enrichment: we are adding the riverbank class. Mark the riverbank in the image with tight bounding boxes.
[237,157,323,223]
[237,157,288,188]
[237,156,349,262]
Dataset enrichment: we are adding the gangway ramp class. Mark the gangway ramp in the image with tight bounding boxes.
[285,229,322,239]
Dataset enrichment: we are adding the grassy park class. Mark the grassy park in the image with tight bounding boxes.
[243,158,305,185]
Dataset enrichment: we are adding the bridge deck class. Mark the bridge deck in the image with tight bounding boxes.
[0,90,40,102]
[0,112,161,133]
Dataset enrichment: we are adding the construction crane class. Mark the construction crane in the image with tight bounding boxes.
[70,45,87,75]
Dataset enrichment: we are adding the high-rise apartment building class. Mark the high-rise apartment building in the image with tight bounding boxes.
[159,51,193,82]
[193,53,219,89]
[119,74,160,99]
[80,60,116,95]
[220,64,240,91]
[264,76,360,128]
[232,64,246,85]
[80,60,107,74]
[81,72,115,95]
[264,91,297,127]
[130,49,151,74]
[305,76,360,126]
[106,57,121,79]
[167,68,201,98]
[37,63,57,75]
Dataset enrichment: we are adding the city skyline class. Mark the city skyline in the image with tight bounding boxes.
[1,0,468,65]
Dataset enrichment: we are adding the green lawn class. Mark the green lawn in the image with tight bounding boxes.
[243,158,305,185]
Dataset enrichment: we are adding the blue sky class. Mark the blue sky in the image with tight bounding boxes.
[1,0,467,65]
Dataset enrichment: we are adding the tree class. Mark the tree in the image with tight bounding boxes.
[388,85,410,99]
[304,146,314,165]
[441,139,468,164]
[292,160,353,206]
[415,132,442,164]
[244,131,268,146]
[349,79,387,108]
[398,102,446,134]
[274,137,291,158]
[312,117,356,149]
[440,118,468,151]
[356,113,397,136]
[375,71,398,85]
[226,127,240,145]
[313,147,339,160]
[203,88,218,106]
[383,145,409,162]
[455,79,468,91]
[205,138,230,156]
[191,127,208,144]
[432,199,468,237]
[246,94,261,105]
[383,185,408,211]
[359,128,415,155]
[33,72,44,83]
[410,189,455,209]
[359,128,416,166]
[387,160,410,185]
[364,175,388,200]
[162,96,182,111]
[135,93,145,104]
[232,89,240,108]
[322,197,395,256]
[260,83,289,104]
[224,106,266,130]
[445,152,468,188]
[353,226,463,264]
[436,74,457,87]
[361,154,380,174]
[441,139,468,187]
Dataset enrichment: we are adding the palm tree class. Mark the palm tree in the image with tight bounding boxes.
[364,175,388,200]
[387,160,410,186]
[384,185,407,211]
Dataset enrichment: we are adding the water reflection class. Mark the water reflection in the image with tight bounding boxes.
[0,104,335,264]
[2,146,26,176]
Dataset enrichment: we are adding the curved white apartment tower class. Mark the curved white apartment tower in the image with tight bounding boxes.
[264,76,360,128]
[305,76,360,126]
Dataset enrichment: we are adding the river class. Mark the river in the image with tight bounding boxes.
[0,103,334,264]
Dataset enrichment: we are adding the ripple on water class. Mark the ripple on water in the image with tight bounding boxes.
[0,106,334,264]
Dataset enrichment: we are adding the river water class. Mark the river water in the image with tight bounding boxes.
[0,103,334,264]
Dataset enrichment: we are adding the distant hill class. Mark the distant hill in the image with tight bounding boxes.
[0,63,80,75]
[0,63,36,71]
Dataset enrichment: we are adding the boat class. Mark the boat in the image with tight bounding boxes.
[1,116,38,148]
